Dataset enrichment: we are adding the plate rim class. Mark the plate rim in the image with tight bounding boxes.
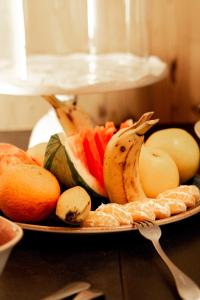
[16,204,200,235]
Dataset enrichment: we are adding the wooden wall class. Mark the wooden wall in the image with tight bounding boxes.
[0,0,200,130]
[147,0,200,124]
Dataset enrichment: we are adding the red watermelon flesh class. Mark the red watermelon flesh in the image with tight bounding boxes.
[68,120,133,193]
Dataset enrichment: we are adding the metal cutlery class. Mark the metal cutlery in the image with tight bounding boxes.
[72,288,104,300]
[41,281,91,300]
[135,221,200,300]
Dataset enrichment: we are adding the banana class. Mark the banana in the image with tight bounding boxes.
[123,119,158,202]
[56,186,91,225]
[103,128,137,204]
[103,113,159,204]
[43,95,94,136]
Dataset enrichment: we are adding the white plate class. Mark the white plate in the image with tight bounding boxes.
[16,204,200,235]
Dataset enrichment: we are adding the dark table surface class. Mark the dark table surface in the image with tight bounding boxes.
[0,130,199,300]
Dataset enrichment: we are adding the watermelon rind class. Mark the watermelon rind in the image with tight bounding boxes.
[44,133,75,187]
[44,133,107,203]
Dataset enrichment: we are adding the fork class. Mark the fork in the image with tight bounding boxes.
[135,221,200,300]
[72,288,104,300]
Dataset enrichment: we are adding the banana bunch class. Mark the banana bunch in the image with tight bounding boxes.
[103,112,159,204]
[43,95,94,136]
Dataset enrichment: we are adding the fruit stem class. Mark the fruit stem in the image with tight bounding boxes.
[136,119,159,135]
[42,95,64,109]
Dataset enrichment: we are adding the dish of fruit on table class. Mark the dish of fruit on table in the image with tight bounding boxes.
[0,98,199,234]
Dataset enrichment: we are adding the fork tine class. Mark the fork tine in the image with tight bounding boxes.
[134,221,145,227]
[134,220,154,227]
[144,220,155,226]
[139,221,149,227]
[140,221,147,227]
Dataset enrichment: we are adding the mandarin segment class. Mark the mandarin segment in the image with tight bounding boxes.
[157,185,199,208]
[133,198,171,219]
[156,198,187,215]
[96,203,132,225]
[124,201,156,221]
[178,185,200,204]
[82,211,120,227]
[159,191,195,208]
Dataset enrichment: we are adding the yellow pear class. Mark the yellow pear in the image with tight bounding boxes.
[145,128,200,183]
[139,145,179,198]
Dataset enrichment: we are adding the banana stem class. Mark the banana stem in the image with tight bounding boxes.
[134,111,154,128]
[136,119,159,135]
[42,95,78,136]
[119,112,155,137]
[42,95,64,109]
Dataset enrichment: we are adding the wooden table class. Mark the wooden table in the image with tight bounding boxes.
[0,131,200,300]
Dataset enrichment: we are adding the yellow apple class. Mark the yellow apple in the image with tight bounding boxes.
[145,128,200,183]
[139,146,179,198]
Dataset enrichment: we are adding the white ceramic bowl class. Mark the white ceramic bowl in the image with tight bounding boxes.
[0,216,23,275]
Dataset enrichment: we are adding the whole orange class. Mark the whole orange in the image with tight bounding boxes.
[0,164,61,223]
[0,143,38,175]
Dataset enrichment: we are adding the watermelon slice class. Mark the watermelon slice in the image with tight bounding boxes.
[44,122,118,205]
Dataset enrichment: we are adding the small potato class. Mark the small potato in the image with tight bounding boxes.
[56,186,91,225]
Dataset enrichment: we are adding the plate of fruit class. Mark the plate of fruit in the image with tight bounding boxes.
[0,98,199,234]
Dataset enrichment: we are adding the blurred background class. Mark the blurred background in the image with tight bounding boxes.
[0,0,200,131]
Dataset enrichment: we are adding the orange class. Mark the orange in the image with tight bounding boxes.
[0,143,38,175]
[0,164,60,223]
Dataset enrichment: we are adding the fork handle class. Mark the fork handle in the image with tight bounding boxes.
[152,240,200,300]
